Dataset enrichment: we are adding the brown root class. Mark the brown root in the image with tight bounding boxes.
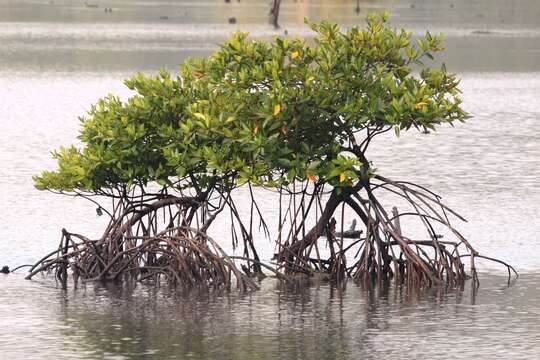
[274,175,517,288]
[26,196,261,292]
[26,227,259,292]
[26,175,516,291]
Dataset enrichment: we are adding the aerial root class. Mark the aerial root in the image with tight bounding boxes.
[275,176,517,288]
[25,175,517,291]
[26,227,260,292]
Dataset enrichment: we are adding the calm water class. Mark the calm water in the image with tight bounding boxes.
[1,0,540,358]
[2,272,540,360]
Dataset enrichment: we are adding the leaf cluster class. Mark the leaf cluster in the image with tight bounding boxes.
[34,13,468,194]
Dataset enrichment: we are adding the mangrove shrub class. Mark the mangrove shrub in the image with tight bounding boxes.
[30,13,515,289]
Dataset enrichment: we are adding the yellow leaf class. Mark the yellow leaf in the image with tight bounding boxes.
[273,104,281,116]
[415,101,428,110]
[193,112,206,121]
[74,166,86,177]
[339,172,346,183]
[291,51,300,60]
[253,122,261,135]
[192,70,205,79]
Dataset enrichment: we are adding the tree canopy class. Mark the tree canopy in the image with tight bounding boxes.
[34,12,467,196]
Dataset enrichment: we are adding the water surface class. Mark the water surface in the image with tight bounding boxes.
[1,1,539,358]
[2,273,540,359]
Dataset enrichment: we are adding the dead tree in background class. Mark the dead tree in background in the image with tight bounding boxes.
[269,0,282,29]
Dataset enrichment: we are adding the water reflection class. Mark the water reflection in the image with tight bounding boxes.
[2,273,538,359]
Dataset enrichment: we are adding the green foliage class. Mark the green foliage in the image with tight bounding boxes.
[36,71,186,191]
[34,13,468,194]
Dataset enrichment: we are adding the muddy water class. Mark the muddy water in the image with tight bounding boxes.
[1,0,539,358]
